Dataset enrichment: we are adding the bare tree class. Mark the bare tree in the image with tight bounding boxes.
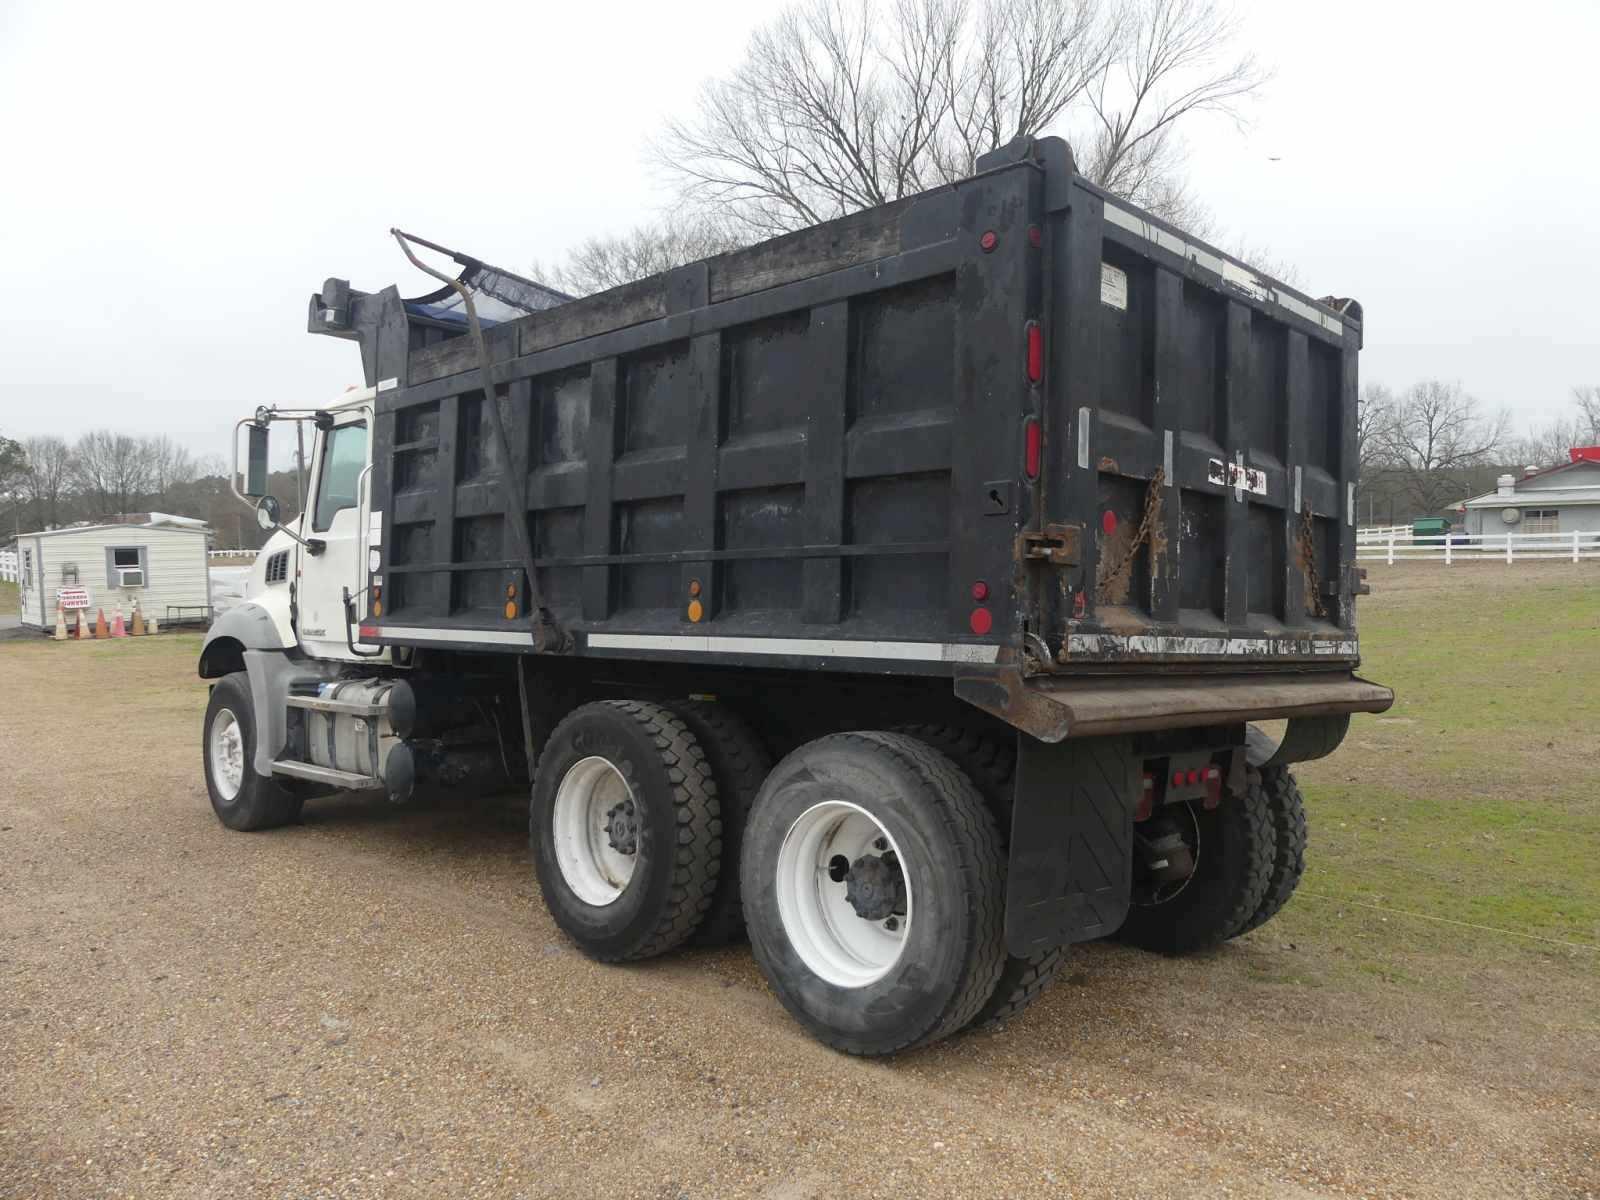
[536,216,748,297]
[1506,417,1583,470]
[1083,0,1263,226]
[1379,380,1509,515]
[73,430,152,520]
[142,434,199,507]
[1357,382,1395,475]
[1571,385,1600,443]
[22,435,74,529]
[655,0,1262,237]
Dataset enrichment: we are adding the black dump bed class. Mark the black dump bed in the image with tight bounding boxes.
[313,135,1390,740]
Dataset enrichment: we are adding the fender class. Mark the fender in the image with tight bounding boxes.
[199,603,342,776]
[198,602,293,677]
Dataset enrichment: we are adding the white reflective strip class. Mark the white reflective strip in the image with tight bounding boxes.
[587,633,1000,664]
[1347,482,1356,526]
[376,626,535,646]
[377,377,399,392]
[1162,430,1174,485]
[1066,633,1357,657]
[1293,466,1303,512]
[1077,407,1091,469]
[1103,200,1346,336]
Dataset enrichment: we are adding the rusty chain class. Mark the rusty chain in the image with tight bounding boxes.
[1299,502,1325,618]
[1097,467,1165,599]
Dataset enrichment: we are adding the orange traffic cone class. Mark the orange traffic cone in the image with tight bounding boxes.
[53,604,67,641]
[111,604,127,638]
[131,601,146,637]
[94,608,108,639]
[76,609,90,639]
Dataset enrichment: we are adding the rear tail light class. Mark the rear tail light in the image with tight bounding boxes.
[1204,765,1223,809]
[1136,773,1154,822]
[1023,417,1042,480]
[1025,321,1043,384]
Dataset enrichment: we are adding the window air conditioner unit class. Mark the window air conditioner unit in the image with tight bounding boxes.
[118,567,145,588]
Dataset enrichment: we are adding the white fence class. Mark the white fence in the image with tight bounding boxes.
[1359,530,1600,564]
[0,548,14,583]
[208,549,258,560]
[1356,525,1415,543]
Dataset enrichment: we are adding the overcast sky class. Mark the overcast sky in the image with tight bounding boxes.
[1,0,1595,463]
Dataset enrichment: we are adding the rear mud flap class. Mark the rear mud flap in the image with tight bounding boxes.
[1005,734,1137,955]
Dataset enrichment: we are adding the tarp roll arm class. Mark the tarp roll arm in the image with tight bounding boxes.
[389,228,569,653]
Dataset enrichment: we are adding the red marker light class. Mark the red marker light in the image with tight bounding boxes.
[1171,770,1184,787]
[1025,321,1043,384]
[1102,510,1118,535]
[1187,768,1201,785]
[971,580,989,602]
[1023,417,1042,480]
[1027,224,1042,248]
[980,230,998,253]
[969,607,994,635]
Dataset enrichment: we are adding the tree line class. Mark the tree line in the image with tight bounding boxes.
[1358,383,1600,523]
[0,430,305,549]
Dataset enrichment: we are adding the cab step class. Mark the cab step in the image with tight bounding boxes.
[270,759,381,790]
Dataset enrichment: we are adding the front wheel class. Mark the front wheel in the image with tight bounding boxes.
[741,732,1006,1056]
[202,672,302,831]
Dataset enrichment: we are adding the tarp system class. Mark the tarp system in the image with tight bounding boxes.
[403,263,570,329]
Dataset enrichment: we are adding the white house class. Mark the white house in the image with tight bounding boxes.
[1459,451,1600,539]
[14,516,213,630]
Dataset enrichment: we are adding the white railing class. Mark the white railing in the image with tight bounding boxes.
[1359,530,1600,564]
[1356,524,1414,543]
[0,548,15,582]
[208,549,258,560]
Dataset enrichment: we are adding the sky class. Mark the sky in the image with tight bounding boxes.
[1,0,1595,464]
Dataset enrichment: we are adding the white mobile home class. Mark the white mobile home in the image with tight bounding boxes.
[14,518,213,630]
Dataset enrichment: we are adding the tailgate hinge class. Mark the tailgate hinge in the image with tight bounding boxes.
[1020,523,1081,566]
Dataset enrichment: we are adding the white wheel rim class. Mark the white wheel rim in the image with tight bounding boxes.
[552,756,640,907]
[209,707,245,801]
[775,800,913,989]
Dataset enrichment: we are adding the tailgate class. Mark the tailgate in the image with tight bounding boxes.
[1033,170,1364,669]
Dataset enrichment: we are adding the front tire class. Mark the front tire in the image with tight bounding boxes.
[741,732,1006,1056]
[202,672,302,831]
[531,701,721,962]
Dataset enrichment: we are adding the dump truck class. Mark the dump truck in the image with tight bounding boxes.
[199,135,1391,1055]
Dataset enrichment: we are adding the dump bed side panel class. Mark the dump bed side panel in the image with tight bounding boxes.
[1035,175,1361,669]
[366,165,1040,672]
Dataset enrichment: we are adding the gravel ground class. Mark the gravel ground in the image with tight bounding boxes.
[1,637,1596,1199]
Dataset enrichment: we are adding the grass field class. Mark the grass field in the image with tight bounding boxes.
[0,578,16,613]
[1278,562,1600,992]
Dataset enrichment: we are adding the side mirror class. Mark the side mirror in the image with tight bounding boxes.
[245,424,270,497]
[255,494,281,532]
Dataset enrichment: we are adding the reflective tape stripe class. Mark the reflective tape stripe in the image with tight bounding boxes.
[587,633,1000,663]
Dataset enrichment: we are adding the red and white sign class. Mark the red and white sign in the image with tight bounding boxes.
[57,587,92,611]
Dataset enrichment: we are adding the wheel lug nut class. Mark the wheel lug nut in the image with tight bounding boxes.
[883,917,899,931]
[873,837,887,851]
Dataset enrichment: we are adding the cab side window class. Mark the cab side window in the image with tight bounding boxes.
[313,423,368,532]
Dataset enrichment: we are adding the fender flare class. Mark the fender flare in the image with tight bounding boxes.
[198,603,291,678]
